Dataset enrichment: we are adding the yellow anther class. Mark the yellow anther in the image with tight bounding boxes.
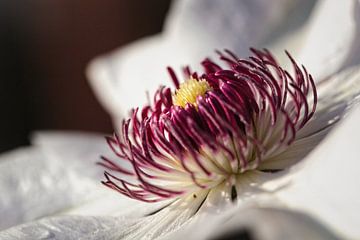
[173,78,212,108]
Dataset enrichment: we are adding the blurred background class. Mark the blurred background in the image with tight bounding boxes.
[0,1,171,153]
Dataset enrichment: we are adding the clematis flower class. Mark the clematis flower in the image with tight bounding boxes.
[1,0,360,239]
[99,48,317,204]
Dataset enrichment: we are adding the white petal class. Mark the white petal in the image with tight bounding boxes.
[30,131,109,178]
[163,207,339,240]
[0,147,100,230]
[164,0,300,59]
[270,0,360,82]
[261,65,360,170]
[298,64,360,138]
[273,105,360,239]
[87,0,303,121]
[0,132,138,230]
[296,0,360,80]
[0,216,121,240]
[259,128,330,170]
[86,35,171,121]
[0,191,210,240]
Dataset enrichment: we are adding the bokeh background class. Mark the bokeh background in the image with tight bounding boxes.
[0,1,171,153]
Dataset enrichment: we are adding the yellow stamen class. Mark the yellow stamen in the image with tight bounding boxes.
[173,78,212,108]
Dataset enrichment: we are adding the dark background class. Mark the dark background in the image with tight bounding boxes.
[0,1,171,153]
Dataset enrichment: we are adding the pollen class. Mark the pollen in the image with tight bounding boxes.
[173,78,212,108]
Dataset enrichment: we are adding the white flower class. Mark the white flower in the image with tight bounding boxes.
[1,0,360,239]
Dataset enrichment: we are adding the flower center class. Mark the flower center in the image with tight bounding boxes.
[173,78,212,108]
[99,49,317,203]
